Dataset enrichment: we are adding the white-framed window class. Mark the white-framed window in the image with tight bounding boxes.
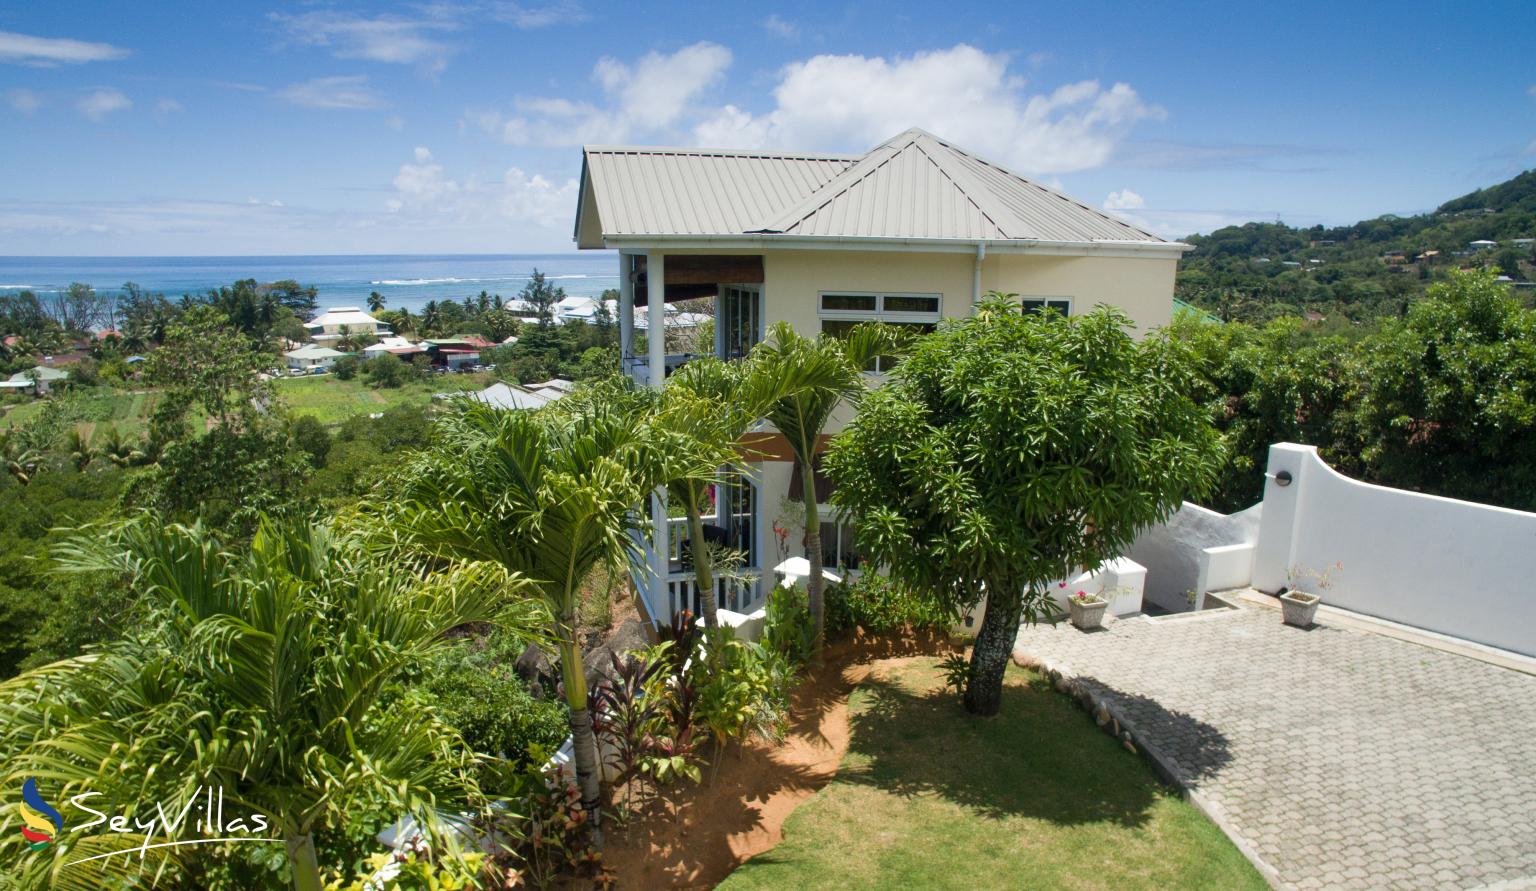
[820,512,864,574]
[1020,296,1073,317]
[818,291,942,372]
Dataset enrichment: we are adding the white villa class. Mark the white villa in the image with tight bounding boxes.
[306,307,391,341]
[284,345,345,372]
[573,127,1189,625]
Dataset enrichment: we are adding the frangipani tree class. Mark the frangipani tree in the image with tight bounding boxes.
[384,392,698,845]
[826,295,1222,715]
[755,321,905,648]
[0,517,536,891]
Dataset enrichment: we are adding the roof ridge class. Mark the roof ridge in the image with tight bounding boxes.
[932,135,1164,242]
[907,133,1022,239]
[582,144,859,162]
[750,132,920,233]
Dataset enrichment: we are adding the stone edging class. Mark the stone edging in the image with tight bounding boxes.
[1013,649,1285,891]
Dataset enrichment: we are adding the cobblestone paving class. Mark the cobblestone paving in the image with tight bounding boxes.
[1013,600,1536,891]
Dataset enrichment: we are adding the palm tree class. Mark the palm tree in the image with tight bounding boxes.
[99,425,146,467]
[660,356,784,629]
[367,291,386,314]
[393,308,418,336]
[0,517,538,891]
[383,393,697,845]
[420,301,442,337]
[334,324,358,353]
[1,430,43,485]
[65,429,95,472]
[755,321,904,647]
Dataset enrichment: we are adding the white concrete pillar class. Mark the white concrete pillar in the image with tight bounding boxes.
[1251,442,1317,592]
[647,252,665,387]
[647,251,670,613]
[618,252,634,370]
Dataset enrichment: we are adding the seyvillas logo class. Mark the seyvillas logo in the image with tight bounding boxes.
[18,778,63,852]
[13,780,278,868]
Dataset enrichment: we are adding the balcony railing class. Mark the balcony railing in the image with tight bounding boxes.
[623,353,701,386]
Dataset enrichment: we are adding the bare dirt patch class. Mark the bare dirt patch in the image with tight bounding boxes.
[601,630,958,890]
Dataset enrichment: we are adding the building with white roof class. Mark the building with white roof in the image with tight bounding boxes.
[283,345,346,372]
[306,307,391,341]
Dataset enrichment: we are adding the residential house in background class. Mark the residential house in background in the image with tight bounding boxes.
[284,345,345,373]
[573,126,1190,625]
[306,306,391,342]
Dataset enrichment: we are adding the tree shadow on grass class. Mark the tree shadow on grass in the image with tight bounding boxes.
[835,663,1232,828]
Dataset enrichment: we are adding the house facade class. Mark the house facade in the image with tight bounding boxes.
[306,307,391,341]
[284,345,345,372]
[573,127,1189,624]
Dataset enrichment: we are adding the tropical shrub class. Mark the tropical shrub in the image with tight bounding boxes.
[412,647,567,768]
[762,584,815,666]
[691,628,795,774]
[824,573,957,635]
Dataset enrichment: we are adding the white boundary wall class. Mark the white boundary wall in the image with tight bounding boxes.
[1131,502,1262,612]
[1253,443,1536,656]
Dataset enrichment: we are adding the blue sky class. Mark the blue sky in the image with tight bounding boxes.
[1,0,1533,256]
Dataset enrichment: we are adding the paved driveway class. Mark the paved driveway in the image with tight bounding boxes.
[1013,597,1536,891]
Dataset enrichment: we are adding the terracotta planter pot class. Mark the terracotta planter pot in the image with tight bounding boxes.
[1068,598,1107,630]
[1280,590,1320,628]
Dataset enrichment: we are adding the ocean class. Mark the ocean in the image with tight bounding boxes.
[0,254,619,315]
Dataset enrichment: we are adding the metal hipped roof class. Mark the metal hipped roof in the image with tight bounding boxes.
[577,146,855,244]
[755,129,1161,243]
[576,128,1167,248]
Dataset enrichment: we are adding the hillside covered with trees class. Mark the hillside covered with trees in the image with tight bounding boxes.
[1176,169,1536,325]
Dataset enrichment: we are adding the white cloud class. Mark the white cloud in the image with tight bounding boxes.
[385,146,578,231]
[0,30,130,66]
[1103,188,1144,211]
[491,2,590,28]
[277,76,386,110]
[693,45,1163,175]
[762,15,799,39]
[77,88,131,122]
[6,88,41,113]
[271,10,457,75]
[154,97,183,116]
[483,41,732,145]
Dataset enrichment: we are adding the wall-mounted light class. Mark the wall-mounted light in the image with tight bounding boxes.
[1267,470,1293,487]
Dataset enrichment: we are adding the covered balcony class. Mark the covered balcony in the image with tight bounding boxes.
[617,253,763,386]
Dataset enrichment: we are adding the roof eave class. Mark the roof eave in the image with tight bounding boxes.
[598,233,1191,258]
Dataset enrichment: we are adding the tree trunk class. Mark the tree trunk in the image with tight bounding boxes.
[801,459,826,650]
[559,631,604,848]
[286,832,322,891]
[964,583,1022,717]
[568,704,604,848]
[688,506,719,630]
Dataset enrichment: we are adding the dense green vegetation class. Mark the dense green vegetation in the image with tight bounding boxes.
[1172,269,1536,513]
[1176,169,1536,324]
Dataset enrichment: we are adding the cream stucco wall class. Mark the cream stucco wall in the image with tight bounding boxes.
[981,253,1178,333]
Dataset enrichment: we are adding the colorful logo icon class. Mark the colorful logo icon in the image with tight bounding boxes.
[19,778,63,851]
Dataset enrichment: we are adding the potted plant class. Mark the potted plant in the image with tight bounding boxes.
[1067,589,1107,631]
[1280,562,1341,628]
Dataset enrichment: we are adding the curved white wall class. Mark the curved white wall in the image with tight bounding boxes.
[1252,443,1536,656]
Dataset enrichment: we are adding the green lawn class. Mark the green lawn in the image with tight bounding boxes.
[0,373,496,439]
[269,373,493,426]
[720,658,1265,891]
[1,388,162,438]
